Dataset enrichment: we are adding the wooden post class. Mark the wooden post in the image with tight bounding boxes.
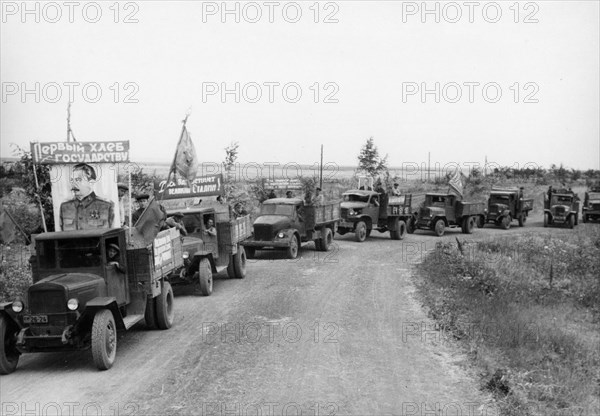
[32,164,48,233]
[319,144,323,189]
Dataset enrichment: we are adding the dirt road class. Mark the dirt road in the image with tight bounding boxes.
[0,213,580,415]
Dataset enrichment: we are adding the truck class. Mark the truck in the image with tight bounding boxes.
[0,227,181,374]
[582,186,600,223]
[241,198,340,259]
[415,193,486,236]
[544,190,580,228]
[166,207,253,296]
[337,190,416,242]
[483,187,534,229]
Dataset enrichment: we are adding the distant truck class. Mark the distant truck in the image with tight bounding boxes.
[167,207,252,296]
[337,190,416,242]
[242,198,340,259]
[415,193,485,236]
[0,227,181,374]
[544,190,580,228]
[582,187,600,223]
[483,187,534,229]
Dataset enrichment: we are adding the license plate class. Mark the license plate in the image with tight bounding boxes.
[23,315,48,324]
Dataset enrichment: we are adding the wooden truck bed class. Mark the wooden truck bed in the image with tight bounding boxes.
[126,228,183,296]
[456,201,485,217]
[520,199,534,211]
[387,194,413,216]
[217,215,253,247]
[304,202,341,229]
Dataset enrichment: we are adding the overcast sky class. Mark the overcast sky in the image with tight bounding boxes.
[1,1,599,172]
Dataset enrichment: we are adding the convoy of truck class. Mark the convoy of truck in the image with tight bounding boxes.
[0,170,596,374]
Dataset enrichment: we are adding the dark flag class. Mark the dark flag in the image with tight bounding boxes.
[130,197,167,247]
[448,167,463,199]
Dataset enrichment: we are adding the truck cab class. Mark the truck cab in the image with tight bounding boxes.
[0,228,177,374]
[167,207,251,295]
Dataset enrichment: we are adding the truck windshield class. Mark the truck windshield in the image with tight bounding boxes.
[260,204,294,216]
[38,238,102,269]
[490,195,510,204]
[552,195,572,205]
[426,196,446,206]
[343,194,369,203]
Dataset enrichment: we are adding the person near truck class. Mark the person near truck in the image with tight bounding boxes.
[165,212,188,236]
[312,187,325,206]
[106,243,125,273]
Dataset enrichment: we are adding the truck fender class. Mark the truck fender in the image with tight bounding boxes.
[80,297,124,331]
[543,209,553,221]
[191,252,217,273]
[0,308,21,330]
[432,216,447,227]
[276,229,298,246]
[357,215,372,229]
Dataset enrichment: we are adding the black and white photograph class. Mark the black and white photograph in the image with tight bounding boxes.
[1,1,599,415]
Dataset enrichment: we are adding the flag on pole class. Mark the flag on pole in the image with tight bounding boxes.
[0,209,16,244]
[448,167,463,198]
[170,126,198,184]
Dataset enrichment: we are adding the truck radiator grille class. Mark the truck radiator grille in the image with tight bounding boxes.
[28,290,65,314]
[253,225,273,241]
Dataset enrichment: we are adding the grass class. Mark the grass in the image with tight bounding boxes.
[416,226,600,416]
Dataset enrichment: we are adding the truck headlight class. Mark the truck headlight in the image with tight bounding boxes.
[67,298,79,311]
[348,209,356,216]
[277,232,285,238]
[11,300,23,313]
[183,251,189,259]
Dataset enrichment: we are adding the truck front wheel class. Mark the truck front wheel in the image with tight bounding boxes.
[500,215,512,230]
[407,217,416,234]
[156,281,174,329]
[91,309,117,371]
[196,259,213,296]
[354,221,367,242]
[287,235,299,259]
[0,315,19,374]
[434,219,445,237]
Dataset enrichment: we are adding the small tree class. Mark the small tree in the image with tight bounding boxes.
[356,137,389,185]
[11,145,54,232]
[222,141,239,202]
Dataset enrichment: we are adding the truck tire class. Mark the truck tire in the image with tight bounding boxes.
[568,215,575,229]
[476,215,485,229]
[574,214,579,226]
[156,281,174,330]
[227,258,236,278]
[287,235,299,259]
[197,258,213,296]
[232,246,247,278]
[407,217,416,234]
[434,219,445,237]
[91,309,117,371]
[144,296,157,329]
[398,220,407,240]
[314,238,323,251]
[544,213,549,227]
[0,315,19,374]
[319,228,333,251]
[245,246,256,259]
[354,221,367,242]
[500,215,512,230]
[390,217,400,240]
[462,217,474,234]
[518,214,526,227]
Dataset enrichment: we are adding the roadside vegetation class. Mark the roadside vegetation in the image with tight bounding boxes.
[416,227,600,416]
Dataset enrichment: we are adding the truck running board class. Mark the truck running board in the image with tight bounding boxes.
[122,314,145,330]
